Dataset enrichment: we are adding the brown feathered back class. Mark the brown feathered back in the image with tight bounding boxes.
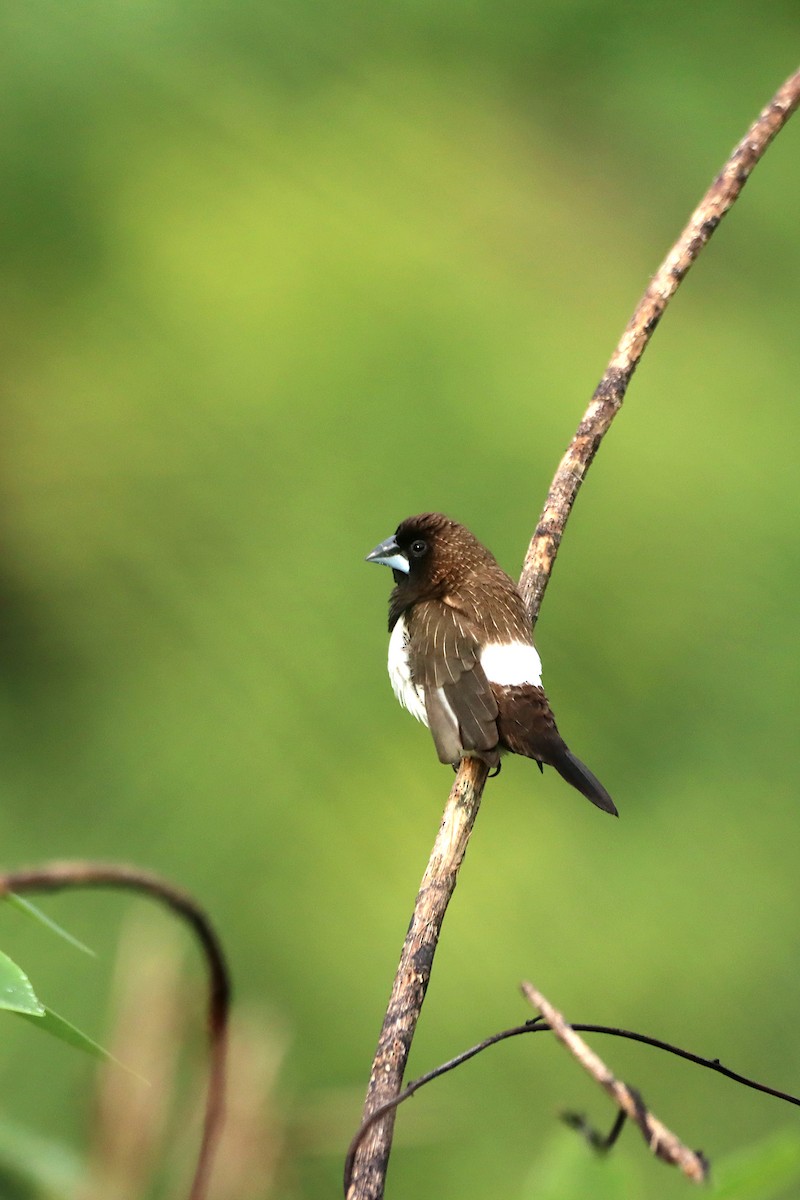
[389,513,531,644]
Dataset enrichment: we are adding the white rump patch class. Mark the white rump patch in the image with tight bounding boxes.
[388,617,428,725]
[480,641,542,687]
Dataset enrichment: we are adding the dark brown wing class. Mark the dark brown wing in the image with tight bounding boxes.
[495,684,561,761]
[406,601,499,765]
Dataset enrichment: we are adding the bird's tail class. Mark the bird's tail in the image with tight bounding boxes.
[554,748,618,816]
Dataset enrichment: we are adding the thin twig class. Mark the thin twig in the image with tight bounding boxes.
[521,982,708,1183]
[347,66,800,1200]
[562,1106,629,1153]
[0,861,230,1200]
[345,1007,800,1188]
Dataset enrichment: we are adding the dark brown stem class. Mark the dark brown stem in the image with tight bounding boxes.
[347,66,800,1199]
[561,1106,628,1153]
[0,861,230,1200]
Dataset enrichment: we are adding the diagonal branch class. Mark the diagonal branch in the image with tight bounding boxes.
[345,1001,800,1189]
[346,66,800,1200]
[520,66,800,623]
[345,757,488,1200]
[521,982,708,1183]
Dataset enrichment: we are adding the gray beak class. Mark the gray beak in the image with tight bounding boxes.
[365,534,410,574]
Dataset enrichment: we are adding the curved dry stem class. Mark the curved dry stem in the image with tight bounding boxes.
[0,861,230,1200]
[347,66,800,1200]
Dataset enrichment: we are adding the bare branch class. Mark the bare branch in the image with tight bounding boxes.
[347,66,800,1199]
[0,861,230,1200]
[345,757,488,1199]
[345,1003,800,1190]
[520,66,800,624]
[521,982,708,1183]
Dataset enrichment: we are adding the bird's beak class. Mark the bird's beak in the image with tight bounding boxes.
[365,534,410,574]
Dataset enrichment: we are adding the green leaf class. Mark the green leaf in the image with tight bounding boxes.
[711,1129,800,1199]
[15,1006,117,1065]
[522,1128,641,1200]
[0,951,46,1015]
[0,1115,83,1200]
[5,893,95,956]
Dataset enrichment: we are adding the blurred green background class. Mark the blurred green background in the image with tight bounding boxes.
[1,3,799,1198]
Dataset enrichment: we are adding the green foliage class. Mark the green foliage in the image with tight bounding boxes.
[6,897,94,957]
[712,1132,800,1200]
[0,1117,83,1200]
[521,1130,642,1199]
[15,1007,119,1068]
[0,952,45,1017]
[518,1129,800,1200]
[0,917,114,1062]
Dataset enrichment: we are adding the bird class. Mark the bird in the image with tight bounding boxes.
[365,512,617,815]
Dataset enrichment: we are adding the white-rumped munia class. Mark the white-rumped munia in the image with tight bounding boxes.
[366,512,616,815]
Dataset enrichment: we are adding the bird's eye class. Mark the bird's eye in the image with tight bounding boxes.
[410,539,427,557]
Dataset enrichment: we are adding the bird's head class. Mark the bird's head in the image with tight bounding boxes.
[366,512,494,598]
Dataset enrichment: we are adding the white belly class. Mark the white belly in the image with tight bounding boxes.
[387,616,429,726]
[387,617,544,737]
